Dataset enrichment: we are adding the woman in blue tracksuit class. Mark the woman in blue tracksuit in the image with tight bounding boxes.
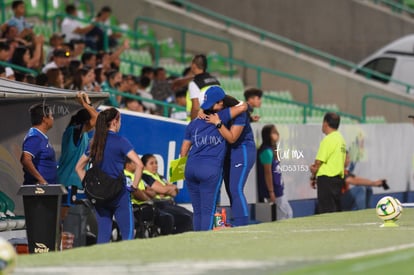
[180,86,247,231]
[205,97,256,226]
[76,108,144,243]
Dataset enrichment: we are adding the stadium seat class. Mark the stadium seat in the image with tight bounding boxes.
[207,52,238,76]
[159,37,193,63]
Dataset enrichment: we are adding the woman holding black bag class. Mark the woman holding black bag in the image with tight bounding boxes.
[76,108,143,244]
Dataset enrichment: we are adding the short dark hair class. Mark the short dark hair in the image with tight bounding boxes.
[81,52,95,64]
[140,66,154,76]
[12,0,24,10]
[154,67,165,77]
[29,103,51,126]
[0,42,10,51]
[182,66,191,77]
[100,6,112,13]
[323,112,340,129]
[244,88,263,101]
[175,88,186,98]
[192,54,207,72]
[65,4,76,14]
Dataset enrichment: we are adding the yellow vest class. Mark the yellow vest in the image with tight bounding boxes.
[143,170,172,200]
[124,169,146,205]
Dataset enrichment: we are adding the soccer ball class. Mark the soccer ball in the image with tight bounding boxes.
[376,196,403,222]
[0,237,17,275]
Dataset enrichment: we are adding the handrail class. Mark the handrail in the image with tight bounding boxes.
[372,0,414,14]
[102,88,186,118]
[172,0,414,94]
[0,61,39,76]
[52,14,160,63]
[263,94,363,124]
[0,0,5,23]
[361,93,414,122]
[209,54,313,107]
[133,16,234,71]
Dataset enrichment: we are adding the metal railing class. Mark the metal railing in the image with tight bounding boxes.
[171,0,414,94]
[208,54,313,107]
[133,16,234,70]
[263,94,363,124]
[0,61,39,76]
[102,88,186,118]
[372,0,414,14]
[361,93,414,122]
[52,14,160,62]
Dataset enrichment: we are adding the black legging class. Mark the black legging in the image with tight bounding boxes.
[153,200,193,233]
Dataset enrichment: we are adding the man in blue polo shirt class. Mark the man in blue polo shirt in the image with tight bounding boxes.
[21,103,57,185]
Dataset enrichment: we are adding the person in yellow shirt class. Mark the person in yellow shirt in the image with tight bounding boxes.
[310,112,346,214]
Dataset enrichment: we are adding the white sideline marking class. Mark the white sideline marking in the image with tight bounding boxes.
[15,260,276,274]
[335,242,414,260]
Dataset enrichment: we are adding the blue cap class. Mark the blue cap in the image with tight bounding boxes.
[200,86,226,110]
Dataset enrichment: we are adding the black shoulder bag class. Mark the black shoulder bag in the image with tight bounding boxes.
[82,159,124,205]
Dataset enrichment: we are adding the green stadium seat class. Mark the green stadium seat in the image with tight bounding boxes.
[207,52,237,76]
[130,24,157,49]
[159,38,192,63]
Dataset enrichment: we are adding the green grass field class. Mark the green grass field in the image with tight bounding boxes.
[14,208,414,274]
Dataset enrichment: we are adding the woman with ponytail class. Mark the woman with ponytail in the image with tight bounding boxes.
[76,107,144,243]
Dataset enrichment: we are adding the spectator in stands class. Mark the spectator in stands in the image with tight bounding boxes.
[72,66,99,92]
[61,4,96,44]
[0,42,10,62]
[8,0,34,41]
[257,124,293,220]
[25,73,35,84]
[124,97,145,113]
[310,112,346,214]
[20,103,56,185]
[58,92,98,205]
[0,65,5,78]
[141,154,193,234]
[64,59,82,89]
[188,54,220,120]
[0,42,15,79]
[46,33,66,62]
[131,76,156,114]
[81,52,97,69]
[42,48,70,74]
[85,6,119,51]
[124,157,175,236]
[95,66,106,85]
[151,67,171,100]
[141,66,154,80]
[46,68,64,89]
[35,73,48,86]
[244,88,263,122]
[70,39,86,60]
[10,36,43,70]
[106,39,130,70]
[170,89,187,121]
[101,69,122,106]
[341,151,388,211]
